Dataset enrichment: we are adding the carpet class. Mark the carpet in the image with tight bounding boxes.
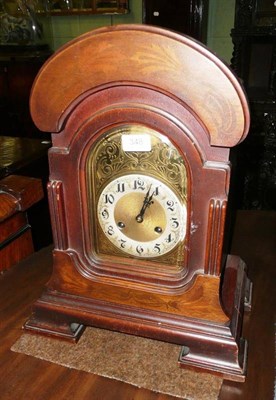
[12,327,222,399]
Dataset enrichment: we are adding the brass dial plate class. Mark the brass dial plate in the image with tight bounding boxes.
[86,124,188,272]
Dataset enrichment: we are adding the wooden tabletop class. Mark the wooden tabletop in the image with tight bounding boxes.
[0,210,275,399]
[0,136,51,179]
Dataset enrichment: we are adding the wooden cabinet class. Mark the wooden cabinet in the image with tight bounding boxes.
[143,0,209,43]
[46,0,128,15]
[231,0,276,210]
[256,0,276,16]
[0,136,52,250]
[0,175,44,271]
[0,45,51,138]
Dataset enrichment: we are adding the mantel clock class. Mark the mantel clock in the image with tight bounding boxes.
[25,25,252,382]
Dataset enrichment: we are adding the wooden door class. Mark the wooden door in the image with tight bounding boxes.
[143,0,209,43]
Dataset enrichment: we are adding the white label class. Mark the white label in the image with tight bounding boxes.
[153,11,159,16]
[122,134,152,152]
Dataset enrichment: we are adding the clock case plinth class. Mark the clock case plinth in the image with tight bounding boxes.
[25,253,252,381]
[25,25,252,382]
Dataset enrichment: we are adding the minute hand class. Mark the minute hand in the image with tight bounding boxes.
[136,187,154,223]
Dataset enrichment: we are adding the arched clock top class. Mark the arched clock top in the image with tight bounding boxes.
[30,24,250,148]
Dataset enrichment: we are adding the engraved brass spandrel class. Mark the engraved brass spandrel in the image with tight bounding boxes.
[91,125,187,203]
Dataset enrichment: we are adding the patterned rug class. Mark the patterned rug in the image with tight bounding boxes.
[12,327,222,399]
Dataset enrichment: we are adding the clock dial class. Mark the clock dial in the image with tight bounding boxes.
[86,124,188,274]
[97,174,186,258]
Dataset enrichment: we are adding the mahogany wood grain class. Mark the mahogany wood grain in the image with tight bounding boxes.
[0,175,44,211]
[0,211,274,399]
[0,175,44,271]
[0,223,34,271]
[30,25,250,147]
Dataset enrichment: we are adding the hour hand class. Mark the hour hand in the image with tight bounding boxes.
[136,186,154,223]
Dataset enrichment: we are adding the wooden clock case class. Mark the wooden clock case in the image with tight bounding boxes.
[25,25,252,382]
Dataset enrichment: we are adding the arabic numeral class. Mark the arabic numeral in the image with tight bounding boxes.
[133,178,145,191]
[107,225,115,236]
[101,209,109,219]
[153,243,161,254]
[171,217,179,228]
[116,182,125,193]
[167,200,175,212]
[104,193,115,204]
[136,245,144,255]
[165,233,173,243]
[119,239,127,249]
[153,186,159,196]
